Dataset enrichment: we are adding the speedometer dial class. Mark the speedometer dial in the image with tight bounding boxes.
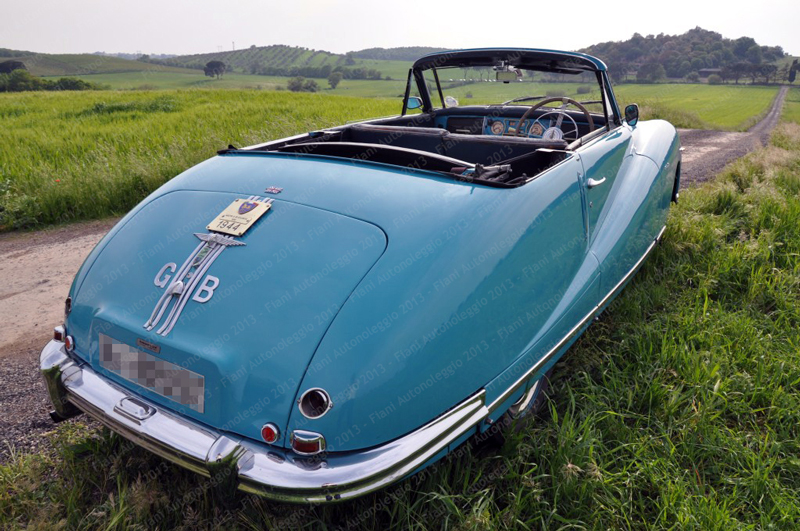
[490,120,505,135]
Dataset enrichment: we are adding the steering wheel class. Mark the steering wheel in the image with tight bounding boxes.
[515,97,595,141]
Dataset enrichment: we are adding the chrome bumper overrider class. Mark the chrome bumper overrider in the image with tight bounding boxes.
[40,340,488,503]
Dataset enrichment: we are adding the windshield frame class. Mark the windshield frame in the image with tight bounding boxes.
[402,49,622,127]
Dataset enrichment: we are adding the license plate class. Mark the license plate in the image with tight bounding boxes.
[207,198,270,237]
[99,334,205,412]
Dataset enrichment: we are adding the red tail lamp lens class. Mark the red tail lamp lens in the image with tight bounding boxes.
[291,430,326,455]
[54,326,65,342]
[261,423,280,444]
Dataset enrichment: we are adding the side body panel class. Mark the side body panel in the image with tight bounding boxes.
[589,120,679,294]
[291,156,600,450]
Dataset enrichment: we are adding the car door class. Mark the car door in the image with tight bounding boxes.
[577,126,633,244]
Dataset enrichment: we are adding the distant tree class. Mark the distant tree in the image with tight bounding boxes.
[204,60,226,79]
[636,62,666,83]
[730,62,750,84]
[707,74,723,85]
[686,71,700,82]
[608,61,630,83]
[719,65,734,83]
[303,79,318,92]
[745,63,761,84]
[287,76,305,92]
[745,45,763,65]
[327,71,343,89]
[759,64,778,84]
[3,69,44,91]
[0,60,26,74]
[733,37,757,59]
[345,53,356,66]
[790,59,798,83]
[676,60,692,78]
[137,54,150,62]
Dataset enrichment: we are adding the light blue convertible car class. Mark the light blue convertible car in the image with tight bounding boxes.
[41,48,680,503]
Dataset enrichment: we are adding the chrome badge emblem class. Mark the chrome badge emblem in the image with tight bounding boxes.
[238,201,258,214]
[144,232,244,336]
[144,196,272,337]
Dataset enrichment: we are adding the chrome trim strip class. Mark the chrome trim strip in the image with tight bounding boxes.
[487,225,666,413]
[41,226,665,503]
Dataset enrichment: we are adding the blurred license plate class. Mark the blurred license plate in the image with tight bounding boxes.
[99,334,205,412]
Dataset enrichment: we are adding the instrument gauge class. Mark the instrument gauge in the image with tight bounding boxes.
[490,120,505,135]
[529,123,544,137]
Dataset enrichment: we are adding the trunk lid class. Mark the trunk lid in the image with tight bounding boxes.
[68,190,386,447]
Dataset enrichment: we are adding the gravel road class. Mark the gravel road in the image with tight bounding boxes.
[677,86,788,184]
[0,87,789,461]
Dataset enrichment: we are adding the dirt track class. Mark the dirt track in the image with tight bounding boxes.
[677,86,788,184]
[0,87,789,460]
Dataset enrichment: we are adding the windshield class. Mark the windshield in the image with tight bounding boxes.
[418,66,606,114]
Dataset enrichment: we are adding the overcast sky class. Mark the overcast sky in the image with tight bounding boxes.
[2,0,798,57]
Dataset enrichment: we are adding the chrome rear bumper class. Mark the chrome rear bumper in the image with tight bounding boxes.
[40,340,487,503]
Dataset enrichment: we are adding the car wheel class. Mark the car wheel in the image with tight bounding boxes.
[479,368,554,448]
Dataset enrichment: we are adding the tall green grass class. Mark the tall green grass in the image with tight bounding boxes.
[783,87,800,125]
[0,90,399,230]
[2,125,800,529]
[0,86,781,231]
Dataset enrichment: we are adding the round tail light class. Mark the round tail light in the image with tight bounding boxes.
[261,423,280,444]
[298,388,332,419]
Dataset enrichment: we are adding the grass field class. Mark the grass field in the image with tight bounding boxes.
[0,91,399,230]
[613,84,780,131]
[783,88,800,124]
[2,117,800,529]
[7,53,195,77]
[52,72,292,91]
[0,85,783,231]
[54,70,782,131]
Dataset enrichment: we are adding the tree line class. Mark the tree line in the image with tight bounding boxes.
[0,61,104,92]
[584,27,795,84]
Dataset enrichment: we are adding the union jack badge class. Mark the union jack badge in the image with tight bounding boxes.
[265,187,283,194]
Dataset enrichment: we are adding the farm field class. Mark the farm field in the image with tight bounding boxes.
[2,115,800,529]
[783,87,800,124]
[54,69,782,131]
[5,53,195,77]
[52,71,292,90]
[611,84,780,130]
[0,90,399,230]
[0,86,783,231]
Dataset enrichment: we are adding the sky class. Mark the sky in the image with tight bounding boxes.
[2,0,798,57]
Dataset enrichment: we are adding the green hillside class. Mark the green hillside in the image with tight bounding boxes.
[582,27,788,82]
[351,46,448,61]
[0,49,195,76]
[159,45,412,80]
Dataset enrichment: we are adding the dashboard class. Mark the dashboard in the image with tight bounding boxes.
[435,115,554,139]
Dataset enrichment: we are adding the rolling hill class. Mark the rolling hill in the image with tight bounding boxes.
[0,48,197,76]
[157,45,412,80]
